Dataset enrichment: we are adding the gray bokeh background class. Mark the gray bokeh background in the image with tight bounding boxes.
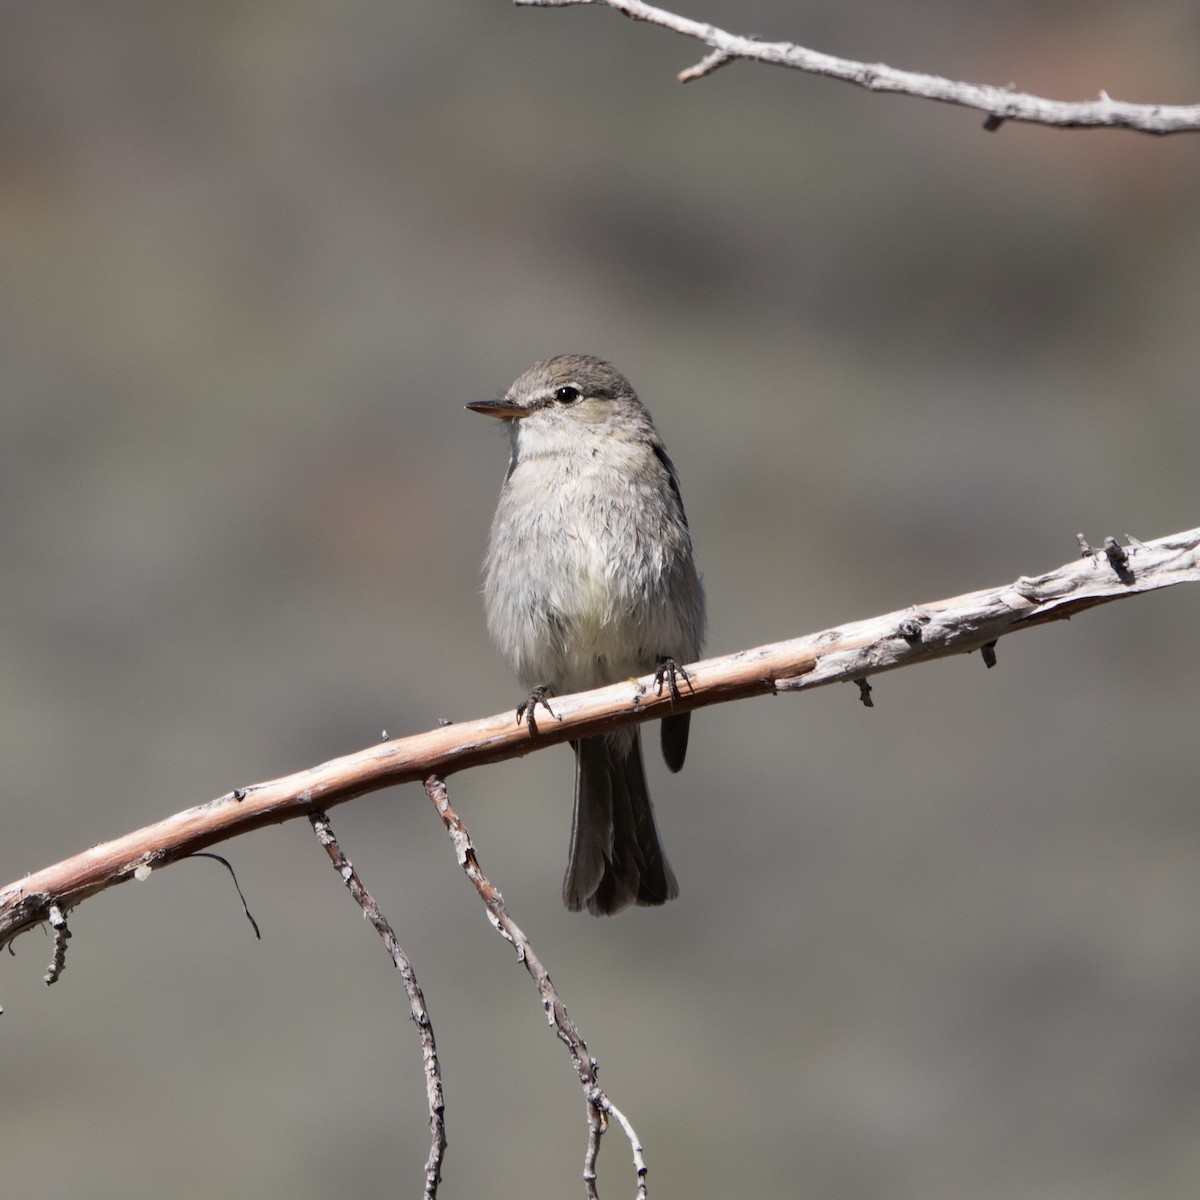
[3,2,1199,1197]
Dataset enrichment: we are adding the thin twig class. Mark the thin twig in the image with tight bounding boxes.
[423,775,649,1199]
[182,852,261,938]
[676,47,732,83]
[309,811,447,1199]
[514,0,1200,135]
[2,524,1198,951]
[43,904,70,986]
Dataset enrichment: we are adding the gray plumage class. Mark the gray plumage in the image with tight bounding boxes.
[468,355,705,915]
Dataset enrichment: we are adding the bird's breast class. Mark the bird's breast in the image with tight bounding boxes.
[485,451,694,691]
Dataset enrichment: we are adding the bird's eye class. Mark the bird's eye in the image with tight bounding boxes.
[554,386,580,404]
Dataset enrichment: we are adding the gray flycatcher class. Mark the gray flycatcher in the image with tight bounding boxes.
[468,355,706,916]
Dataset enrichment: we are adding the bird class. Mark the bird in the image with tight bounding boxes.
[468,354,706,915]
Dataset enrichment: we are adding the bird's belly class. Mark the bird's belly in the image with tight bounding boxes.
[546,524,646,689]
[486,466,694,694]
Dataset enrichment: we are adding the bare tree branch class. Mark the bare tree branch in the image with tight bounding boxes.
[2,524,1197,951]
[309,812,446,1199]
[515,0,1200,135]
[42,904,71,986]
[424,776,648,1198]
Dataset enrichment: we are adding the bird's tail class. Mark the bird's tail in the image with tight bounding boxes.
[564,730,680,916]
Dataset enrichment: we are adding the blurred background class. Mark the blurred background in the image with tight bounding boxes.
[2,1,1199,1197]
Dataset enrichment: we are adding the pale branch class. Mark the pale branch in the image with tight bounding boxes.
[1,524,1197,952]
[42,904,70,986]
[514,0,1200,135]
[309,812,446,1200]
[424,775,648,1199]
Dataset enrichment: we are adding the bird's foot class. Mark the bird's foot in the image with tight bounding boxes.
[653,656,693,704]
[516,684,559,736]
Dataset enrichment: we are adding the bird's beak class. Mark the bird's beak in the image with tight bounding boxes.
[466,399,528,419]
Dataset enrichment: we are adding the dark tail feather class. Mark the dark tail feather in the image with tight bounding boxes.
[660,712,691,773]
[564,732,680,916]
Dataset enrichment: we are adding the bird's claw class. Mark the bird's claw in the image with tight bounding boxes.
[516,685,559,736]
[653,656,693,704]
